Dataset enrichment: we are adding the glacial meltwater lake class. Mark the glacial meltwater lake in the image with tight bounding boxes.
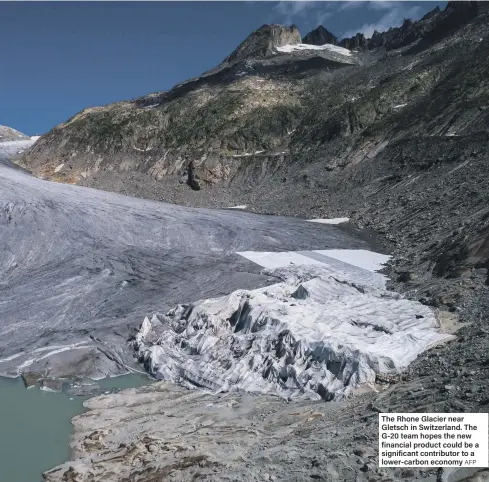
[0,374,153,482]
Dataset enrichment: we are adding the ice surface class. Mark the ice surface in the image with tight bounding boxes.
[0,139,38,166]
[134,263,452,401]
[276,43,352,57]
[0,139,37,158]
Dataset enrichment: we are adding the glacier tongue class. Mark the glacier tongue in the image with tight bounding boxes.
[133,264,453,401]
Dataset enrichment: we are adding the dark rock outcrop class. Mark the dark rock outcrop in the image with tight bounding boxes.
[302,25,337,46]
[337,1,481,52]
[338,32,367,51]
[186,160,200,191]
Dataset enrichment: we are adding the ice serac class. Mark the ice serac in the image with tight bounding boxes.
[223,24,301,65]
[134,264,452,401]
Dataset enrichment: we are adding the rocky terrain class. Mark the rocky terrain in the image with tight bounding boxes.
[43,378,489,482]
[8,2,489,481]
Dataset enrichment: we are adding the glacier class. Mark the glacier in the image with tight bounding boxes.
[276,43,352,56]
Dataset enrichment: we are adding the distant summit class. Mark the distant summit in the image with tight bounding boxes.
[223,24,301,65]
[302,1,482,51]
[302,26,337,46]
[0,125,29,142]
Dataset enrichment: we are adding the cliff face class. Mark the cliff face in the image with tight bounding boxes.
[17,3,489,304]
[223,24,302,65]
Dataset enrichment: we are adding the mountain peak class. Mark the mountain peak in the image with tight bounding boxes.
[223,24,301,65]
[0,125,29,142]
[302,25,337,46]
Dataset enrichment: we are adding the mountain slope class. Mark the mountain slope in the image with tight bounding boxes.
[17,2,489,308]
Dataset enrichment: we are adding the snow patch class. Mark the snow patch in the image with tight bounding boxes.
[30,136,41,141]
[393,104,407,109]
[54,163,64,173]
[142,103,160,110]
[227,205,247,210]
[134,263,451,401]
[276,43,352,57]
[308,217,350,225]
[133,146,153,152]
[232,151,265,158]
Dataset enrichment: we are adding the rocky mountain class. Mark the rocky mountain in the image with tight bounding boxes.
[302,25,337,46]
[0,125,28,142]
[18,2,489,311]
[223,23,302,65]
[335,1,482,51]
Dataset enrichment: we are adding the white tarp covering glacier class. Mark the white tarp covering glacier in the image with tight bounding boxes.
[308,217,350,225]
[133,259,452,401]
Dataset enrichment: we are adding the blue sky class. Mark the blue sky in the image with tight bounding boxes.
[1,1,445,135]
